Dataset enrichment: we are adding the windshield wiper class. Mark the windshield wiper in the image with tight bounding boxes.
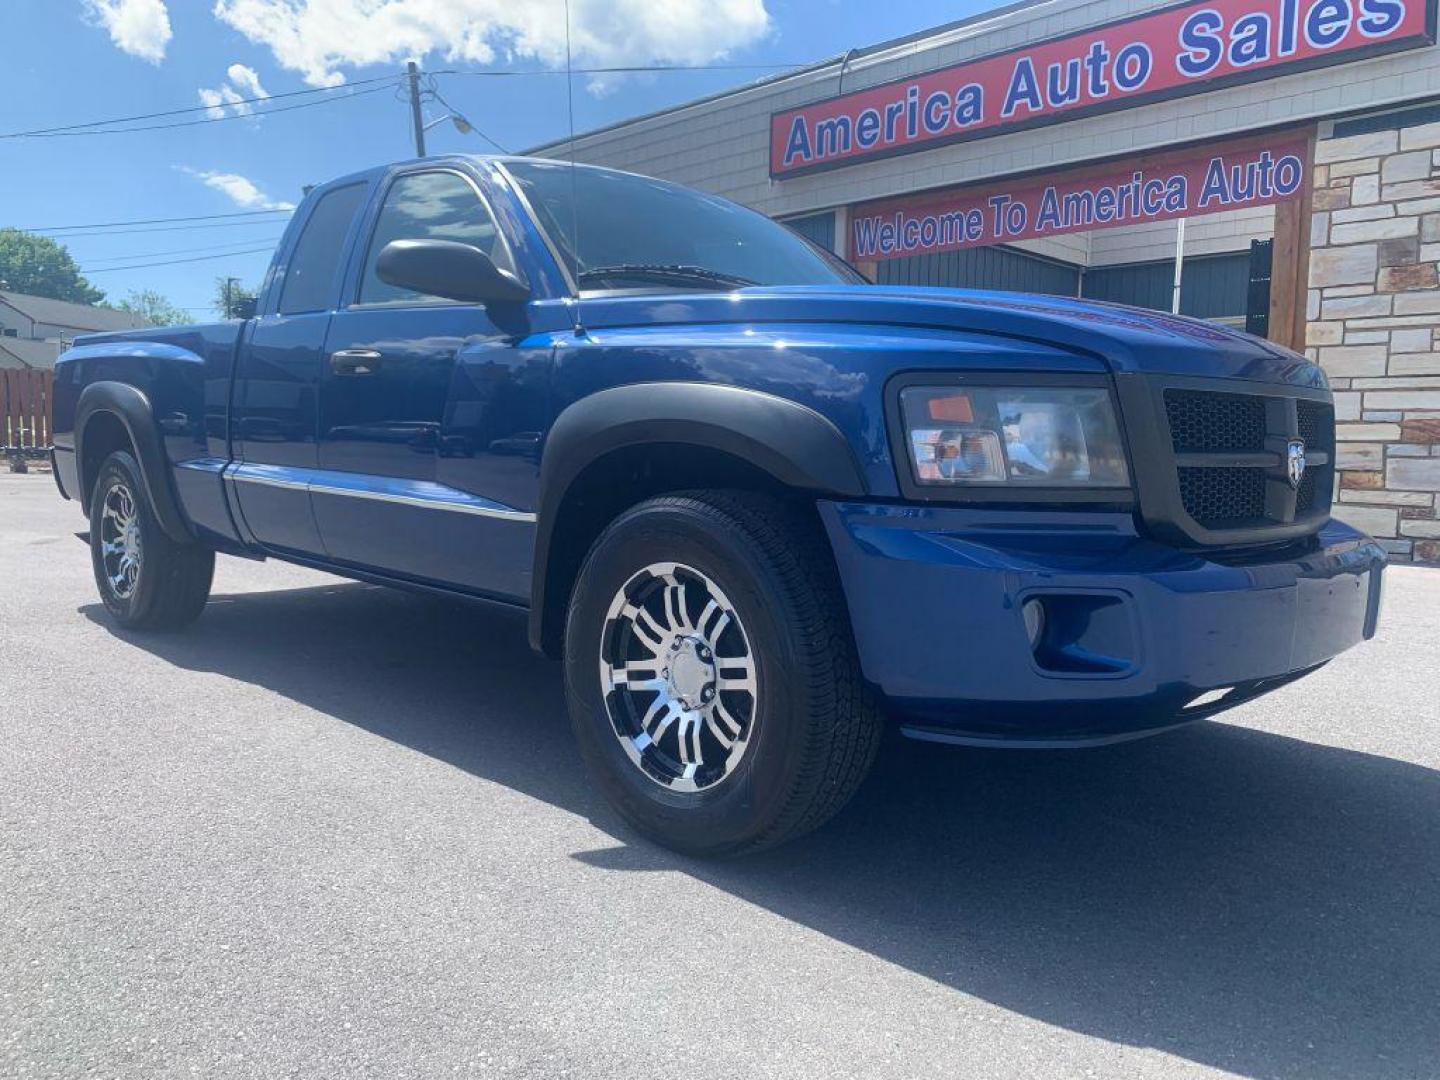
[576,264,757,290]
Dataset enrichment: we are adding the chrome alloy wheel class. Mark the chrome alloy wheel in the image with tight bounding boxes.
[100,482,143,600]
[599,562,758,793]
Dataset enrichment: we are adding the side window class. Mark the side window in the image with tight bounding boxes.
[278,183,367,315]
[358,171,513,306]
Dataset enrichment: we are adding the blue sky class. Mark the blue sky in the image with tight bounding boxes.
[0,0,993,318]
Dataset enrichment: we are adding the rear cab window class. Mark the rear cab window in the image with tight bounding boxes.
[277,183,368,315]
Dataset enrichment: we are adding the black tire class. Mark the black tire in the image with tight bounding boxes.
[89,450,214,631]
[564,490,882,857]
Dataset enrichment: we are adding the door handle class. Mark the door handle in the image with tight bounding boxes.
[330,349,382,375]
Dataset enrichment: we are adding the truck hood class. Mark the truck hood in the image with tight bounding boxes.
[576,284,1325,389]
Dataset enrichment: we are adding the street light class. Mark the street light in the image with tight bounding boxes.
[422,112,474,136]
[405,64,508,156]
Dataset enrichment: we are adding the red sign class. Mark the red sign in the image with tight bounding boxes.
[772,0,1436,177]
[849,134,1309,261]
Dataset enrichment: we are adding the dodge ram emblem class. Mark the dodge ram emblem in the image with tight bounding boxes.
[1287,439,1307,489]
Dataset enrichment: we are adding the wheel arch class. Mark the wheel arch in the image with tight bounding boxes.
[76,382,194,543]
[528,382,867,657]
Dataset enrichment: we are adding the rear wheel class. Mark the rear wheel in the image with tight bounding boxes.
[89,451,213,631]
[564,491,882,856]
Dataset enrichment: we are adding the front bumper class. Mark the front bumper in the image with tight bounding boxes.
[820,502,1385,745]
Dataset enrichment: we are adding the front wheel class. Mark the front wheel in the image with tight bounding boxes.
[89,450,214,631]
[564,491,882,857]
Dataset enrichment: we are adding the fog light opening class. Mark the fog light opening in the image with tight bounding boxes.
[1022,592,1135,675]
[1022,598,1047,649]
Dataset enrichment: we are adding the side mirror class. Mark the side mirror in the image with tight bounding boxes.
[232,296,258,319]
[376,239,530,306]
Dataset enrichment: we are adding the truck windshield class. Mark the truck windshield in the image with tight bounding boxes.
[502,160,864,292]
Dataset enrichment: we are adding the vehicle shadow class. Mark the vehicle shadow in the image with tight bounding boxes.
[84,582,1440,1079]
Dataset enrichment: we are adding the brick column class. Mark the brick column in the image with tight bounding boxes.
[1307,120,1440,563]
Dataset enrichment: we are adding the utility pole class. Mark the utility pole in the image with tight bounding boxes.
[407,61,426,158]
[222,277,234,319]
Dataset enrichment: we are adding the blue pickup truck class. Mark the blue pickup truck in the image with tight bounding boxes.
[52,155,1385,854]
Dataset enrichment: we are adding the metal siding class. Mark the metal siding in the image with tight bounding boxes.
[1081,253,1251,318]
[875,245,1080,297]
[1082,262,1174,311]
[783,211,837,251]
[1181,253,1251,320]
[1332,99,1440,138]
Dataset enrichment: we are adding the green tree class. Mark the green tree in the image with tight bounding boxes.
[0,228,105,304]
[115,289,190,327]
[213,276,259,318]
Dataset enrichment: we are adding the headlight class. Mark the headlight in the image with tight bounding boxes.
[899,385,1129,488]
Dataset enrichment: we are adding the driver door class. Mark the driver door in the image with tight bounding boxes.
[311,167,544,601]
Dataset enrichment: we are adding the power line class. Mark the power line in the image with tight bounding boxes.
[23,209,290,233]
[2,61,812,143]
[0,72,403,139]
[14,83,397,139]
[424,78,510,154]
[28,219,296,240]
[80,236,287,266]
[83,246,276,274]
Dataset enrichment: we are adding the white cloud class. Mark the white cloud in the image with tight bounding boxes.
[226,63,270,99]
[83,0,173,64]
[198,88,240,120]
[180,168,296,211]
[210,0,771,91]
[199,63,271,119]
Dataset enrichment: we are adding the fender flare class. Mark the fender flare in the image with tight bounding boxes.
[75,381,194,543]
[527,381,867,652]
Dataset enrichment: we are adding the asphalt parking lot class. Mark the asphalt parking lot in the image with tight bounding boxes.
[2,470,1438,1080]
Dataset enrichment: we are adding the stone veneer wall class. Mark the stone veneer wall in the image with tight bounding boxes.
[1307,117,1440,563]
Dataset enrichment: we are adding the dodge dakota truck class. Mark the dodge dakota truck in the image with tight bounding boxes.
[51,155,1385,855]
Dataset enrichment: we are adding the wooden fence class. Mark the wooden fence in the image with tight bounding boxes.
[1,368,54,453]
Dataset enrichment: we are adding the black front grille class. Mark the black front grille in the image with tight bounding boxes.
[1296,400,1333,515]
[1177,466,1267,525]
[1297,400,1333,451]
[1159,387,1332,535]
[1296,468,1317,514]
[1165,390,1267,454]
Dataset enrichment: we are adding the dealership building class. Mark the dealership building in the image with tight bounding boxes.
[533,0,1440,561]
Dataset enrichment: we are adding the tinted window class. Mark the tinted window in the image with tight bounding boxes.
[503,161,861,291]
[359,171,512,305]
[278,183,366,315]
